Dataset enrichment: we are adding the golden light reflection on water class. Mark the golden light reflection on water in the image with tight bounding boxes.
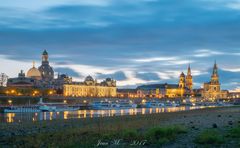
[83,110,87,118]
[50,112,53,120]
[120,109,124,116]
[156,108,159,113]
[3,106,214,123]
[111,110,115,116]
[90,110,94,118]
[149,108,153,114]
[129,109,134,115]
[64,111,69,119]
[142,108,146,114]
[6,113,15,123]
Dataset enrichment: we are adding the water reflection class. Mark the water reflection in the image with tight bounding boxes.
[6,113,15,123]
[1,106,214,123]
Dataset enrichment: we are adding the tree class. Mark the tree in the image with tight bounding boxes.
[0,73,8,87]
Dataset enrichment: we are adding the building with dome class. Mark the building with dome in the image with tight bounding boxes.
[38,50,54,81]
[7,70,40,88]
[27,62,42,80]
[63,76,117,98]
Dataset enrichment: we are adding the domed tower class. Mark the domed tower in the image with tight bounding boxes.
[84,75,95,85]
[185,64,193,91]
[179,72,185,88]
[38,50,54,81]
[27,61,42,80]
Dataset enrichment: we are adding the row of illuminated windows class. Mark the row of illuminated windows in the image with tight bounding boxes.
[64,87,116,93]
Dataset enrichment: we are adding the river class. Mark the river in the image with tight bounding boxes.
[0,106,215,123]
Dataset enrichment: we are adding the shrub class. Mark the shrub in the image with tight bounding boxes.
[228,126,240,138]
[194,130,224,145]
[145,125,187,145]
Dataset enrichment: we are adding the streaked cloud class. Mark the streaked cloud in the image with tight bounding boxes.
[133,57,177,63]
[193,49,224,57]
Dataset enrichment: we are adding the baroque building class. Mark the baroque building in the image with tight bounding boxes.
[202,61,228,100]
[38,50,54,81]
[7,70,40,88]
[137,66,192,98]
[63,76,117,98]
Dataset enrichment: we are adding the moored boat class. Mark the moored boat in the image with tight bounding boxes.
[90,100,137,110]
[144,101,165,108]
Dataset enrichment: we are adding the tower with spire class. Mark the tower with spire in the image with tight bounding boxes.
[185,64,193,91]
[202,61,227,100]
[211,60,219,84]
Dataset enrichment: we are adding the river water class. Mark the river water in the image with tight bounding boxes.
[0,106,214,123]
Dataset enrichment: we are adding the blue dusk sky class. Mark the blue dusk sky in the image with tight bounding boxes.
[1,0,240,90]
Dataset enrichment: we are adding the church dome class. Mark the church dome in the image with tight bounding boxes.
[85,75,94,82]
[27,62,42,80]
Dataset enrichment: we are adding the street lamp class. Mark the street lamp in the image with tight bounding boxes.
[8,100,12,105]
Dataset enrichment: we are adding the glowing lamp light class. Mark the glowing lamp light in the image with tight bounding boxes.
[49,91,53,95]
[63,100,67,103]
[83,100,87,103]
[8,100,12,105]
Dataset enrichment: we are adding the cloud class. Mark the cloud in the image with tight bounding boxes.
[0,0,111,10]
[193,49,224,57]
[133,57,177,62]
[136,72,160,81]
[226,1,240,10]
[96,71,127,81]
[54,67,82,77]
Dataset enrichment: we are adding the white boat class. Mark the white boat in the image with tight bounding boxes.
[117,100,137,109]
[165,101,180,107]
[4,98,79,113]
[90,100,137,110]
[144,101,165,108]
[56,106,79,112]
[91,101,117,110]
[39,105,57,112]
[4,106,40,113]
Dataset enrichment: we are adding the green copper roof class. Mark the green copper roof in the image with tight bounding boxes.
[42,50,48,55]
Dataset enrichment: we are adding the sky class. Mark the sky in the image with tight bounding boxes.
[1,0,240,90]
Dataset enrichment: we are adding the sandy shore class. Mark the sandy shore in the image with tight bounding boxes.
[0,106,239,147]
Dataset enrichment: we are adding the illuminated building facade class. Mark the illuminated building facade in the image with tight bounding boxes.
[63,76,117,98]
[185,64,193,91]
[137,66,192,98]
[117,89,138,98]
[202,61,228,100]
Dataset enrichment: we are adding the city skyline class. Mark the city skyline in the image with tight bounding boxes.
[1,0,240,90]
